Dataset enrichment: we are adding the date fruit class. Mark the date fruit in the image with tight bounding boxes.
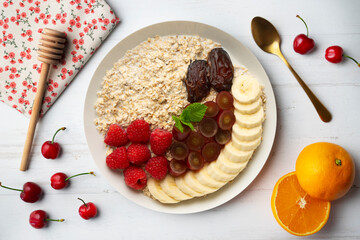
[207,48,234,92]
[185,60,211,102]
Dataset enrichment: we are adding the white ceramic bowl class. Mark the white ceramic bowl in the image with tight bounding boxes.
[84,21,277,214]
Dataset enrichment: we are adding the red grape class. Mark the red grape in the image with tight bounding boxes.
[216,91,234,110]
[217,110,235,130]
[169,159,188,177]
[172,124,191,141]
[202,142,221,162]
[199,117,218,138]
[170,141,189,160]
[186,151,205,170]
[215,129,231,145]
[186,132,205,151]
[204,101,219,118]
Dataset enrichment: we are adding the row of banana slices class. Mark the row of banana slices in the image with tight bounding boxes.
[148,70,265,204]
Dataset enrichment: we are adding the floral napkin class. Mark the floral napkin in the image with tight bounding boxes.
[0,0,119,117]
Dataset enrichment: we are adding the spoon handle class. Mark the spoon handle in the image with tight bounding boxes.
[277,52,332,122]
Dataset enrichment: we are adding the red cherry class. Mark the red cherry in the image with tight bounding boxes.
[78,198,97,220]
[325,45,343,63]
[29,210,64,229]
[41,127,66,159]
[0,181,43,203]
[293,15,315,54]
[50,171,95,190]
[325,45,360,67]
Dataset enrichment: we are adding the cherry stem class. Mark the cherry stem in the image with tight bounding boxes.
[343,55,360,67]
[78,198,87,207]
[51,127,66,144]
[296,15,309,37]
[45,218,64,222]
[65,171,95,181]
[0,182,23,192]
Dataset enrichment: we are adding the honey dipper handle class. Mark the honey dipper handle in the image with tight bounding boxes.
[20,63,50,171]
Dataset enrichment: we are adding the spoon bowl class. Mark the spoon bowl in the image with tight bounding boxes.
[251,16,332,122]
[251,17,281,54]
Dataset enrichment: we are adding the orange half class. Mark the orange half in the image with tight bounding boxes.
[271,172,331,236]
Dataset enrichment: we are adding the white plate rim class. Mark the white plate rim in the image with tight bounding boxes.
[84,20,277,214]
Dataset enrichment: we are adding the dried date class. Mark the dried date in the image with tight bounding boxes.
[207,48,234,92]
[185,60,211,102]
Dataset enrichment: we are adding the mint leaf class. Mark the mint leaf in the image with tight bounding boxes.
[172,115,183,133]
[172,103,207,133]
[186,103,208,122]
[180,120,194,131]
[180,107,191,123]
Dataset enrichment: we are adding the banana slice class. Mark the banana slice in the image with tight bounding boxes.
[194,164,227,188]
[216,154,249,174]
[160,175,193,201]
[232,134,262,151]
[232,74,262,104]
[234,98,262,115]
[207,160,239,182]
[232,123,263,141]
[235,107,265,128]
[184,171,218,195]
[147,178,179,204]
[175,176,203,197]
[223,143,254,163]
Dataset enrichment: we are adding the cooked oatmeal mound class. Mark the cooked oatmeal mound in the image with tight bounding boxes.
[94,35,220,134]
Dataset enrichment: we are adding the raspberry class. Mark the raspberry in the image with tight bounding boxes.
[106,147,129,170]
[124,166,147,190]
[127,144,151,165]
[127,119,150,143]
[145,156,169,180]
[104,124,128,147]
[150,128,173,155]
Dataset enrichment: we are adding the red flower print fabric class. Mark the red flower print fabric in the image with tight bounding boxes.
[0,0,119,117]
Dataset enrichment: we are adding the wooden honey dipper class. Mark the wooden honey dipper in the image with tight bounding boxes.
[20,28,66,171]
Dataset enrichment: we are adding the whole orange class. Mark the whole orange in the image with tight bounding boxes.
[296,142,355,201]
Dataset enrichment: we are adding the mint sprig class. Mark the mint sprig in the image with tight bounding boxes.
[172,115,183,133]
[172,103,208,133]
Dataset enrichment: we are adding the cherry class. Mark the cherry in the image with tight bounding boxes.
[325,45,360,67]
[50,171,95,190]
[293,15,315,54]
[29,210,64,229]
[41,127,66,159]
[0,181,43,203]
[78,198,98,220]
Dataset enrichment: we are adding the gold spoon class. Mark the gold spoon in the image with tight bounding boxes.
[251,16,332,122]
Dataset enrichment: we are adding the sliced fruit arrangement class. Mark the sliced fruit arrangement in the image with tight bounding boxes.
[101,47,265,204]
[147,71,265,203]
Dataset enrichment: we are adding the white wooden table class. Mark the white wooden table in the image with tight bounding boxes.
[1,0,359,239]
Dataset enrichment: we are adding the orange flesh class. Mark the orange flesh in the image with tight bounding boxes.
[272,172,330,236]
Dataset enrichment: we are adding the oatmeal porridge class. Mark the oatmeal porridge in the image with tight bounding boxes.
[94,35,221,135]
